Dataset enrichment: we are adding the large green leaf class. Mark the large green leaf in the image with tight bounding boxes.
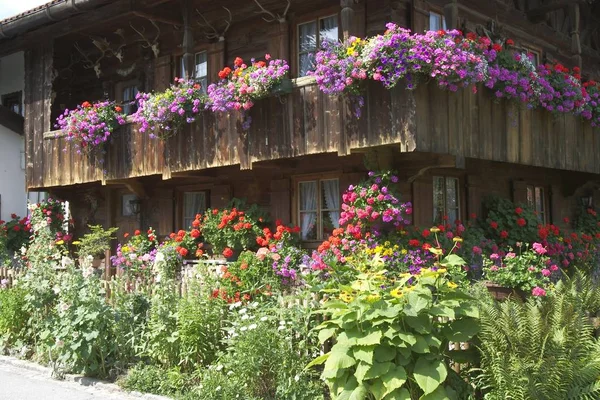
[319,327,337,344]
[442,319,479,342]
[349,384,368,400]
[324,345,356,372]
[364,361,393,380]
[374,344,396,362]
[356,330,383,346]
[405,315,432,334]
[306,353,329,369]
[419,385,450,400]
[404,291,430,316]
[385,388,411,400]
[413,357,447,395]
[439,254,466,267]
[381,365,407,396]
[412,335,430,353]
[354,345,375,364]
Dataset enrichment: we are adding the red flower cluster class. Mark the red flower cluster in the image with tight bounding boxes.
[218,67,232,80]
[256,220,300,247]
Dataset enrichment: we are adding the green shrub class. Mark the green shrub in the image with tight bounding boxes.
[177,288,225,371]
[475,273,600,399]
[119,363,195,396]
[190,298,326,400]
[0,285,29,351]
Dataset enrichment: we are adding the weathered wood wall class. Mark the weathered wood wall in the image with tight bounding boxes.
[32,80,600,190]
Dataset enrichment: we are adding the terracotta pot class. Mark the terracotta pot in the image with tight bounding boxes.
[484,282,525,301]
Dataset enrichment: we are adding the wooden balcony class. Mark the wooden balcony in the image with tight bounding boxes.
[30,79,600,190]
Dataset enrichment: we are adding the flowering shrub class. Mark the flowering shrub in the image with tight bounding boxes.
[581,80,600,126]
[132,79,205,139]
[485,43,540,105]
[309,36,367,95]
[482,196,538,246]
[110,228,158,278]
[206,55,289,129]
[339,171,412,237]
[483,243,554,295]
[55,101,126,153]
[0,214,30,258]
[308,254,478,399]
[202,208,262,257]
[536,63,586,114]
[166,214,203,258]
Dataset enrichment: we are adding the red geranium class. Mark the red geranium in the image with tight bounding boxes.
[134,229,141,236]
[500,230,509,239]
[490,221,498,229]
[516,218,526,227]
[515,207,523,215]
[422,229,430,238]
[408,239,421,247]
[222,247,234,258]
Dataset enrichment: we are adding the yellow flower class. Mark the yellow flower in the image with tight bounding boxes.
[72,241,81,245]
[404,285,416,293]
[122,246,129,252]
[447,281,458,289]
[366,294,381,303]
[558,237,563,242]
[384,241,391,246]
[340,291,354,303]
[390,288,404,298]
[437,268,447,274]
[401,249,407,255]
[55,240,64,245]
[430,227,441,233]
[452,237,463,243]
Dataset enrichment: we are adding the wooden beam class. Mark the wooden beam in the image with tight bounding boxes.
[527,0,584,22]
[104,179,148,199]
[132,11,182,26]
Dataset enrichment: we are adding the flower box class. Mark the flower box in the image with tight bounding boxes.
[484,282,525,301]
[269,78,293,97]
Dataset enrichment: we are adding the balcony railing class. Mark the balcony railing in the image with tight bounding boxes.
[31,78,600,189]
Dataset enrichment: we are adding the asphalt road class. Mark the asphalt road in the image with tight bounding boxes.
[0,362,143,400]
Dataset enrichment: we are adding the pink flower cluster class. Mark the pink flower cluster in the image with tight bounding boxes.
[339,171,411,236]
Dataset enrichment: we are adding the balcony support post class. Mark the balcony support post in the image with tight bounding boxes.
[180,0,194,80]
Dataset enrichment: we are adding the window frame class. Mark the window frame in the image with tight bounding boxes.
[293,8,340,77]
[181,191,209,229]
[178,50,209,93]
[292,172,341,243]
[428,10,447,32]
[432,175,461,224]
[526,184,549,224]
[114,80,140,116]
[1,91,23,116]
[513,43,543,67]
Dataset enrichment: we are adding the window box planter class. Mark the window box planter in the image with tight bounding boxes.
[484,282,525,301]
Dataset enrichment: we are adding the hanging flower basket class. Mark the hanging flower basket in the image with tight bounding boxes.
[270,78,293,97]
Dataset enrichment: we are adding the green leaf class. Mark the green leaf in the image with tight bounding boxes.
[424,335,442,349]
[364,361,392,380]
[84,330,99,341]
[413,357,447,395]
[349,384,368,400]
[306,353,330,369]
[374,344,396,362]
[354,346,375,364]
[429,305,456,319]
[369,378,386,400]
[319,327,337,344]
[396,332,417,346]
[404,292,430,316]
[442,319,479,342]
[419,385,450,400]
[354,362,371,383]
[439,254,466,267]
[412,335,430,353]
[324,345,356,372]
[385,388,411,400]
[405,315,432,334]
[381,366,407,396]
[356,330,382,346]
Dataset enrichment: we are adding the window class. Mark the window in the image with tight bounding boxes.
[527,185,547,224]
[122,194,139,217]
[1,91,22,116]
[183,191,207,228]
[514,46,541,67]
[297,15,339,77]
[433,176,460,224]
[298,178,340,241]
[180,51,208,93]
[429,11,447,31]
[122,85,139,115]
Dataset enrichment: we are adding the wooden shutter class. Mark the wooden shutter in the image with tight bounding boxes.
[412,178,433,227]
[411,0,429,33]
[512,181,529,205]
[270,178,291,226]
[153,55,172,92]
[208,41,226,83]
[210,184,231,209]
[267,22,290,61]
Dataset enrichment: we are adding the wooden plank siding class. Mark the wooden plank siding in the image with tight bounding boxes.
[32,81,600,190]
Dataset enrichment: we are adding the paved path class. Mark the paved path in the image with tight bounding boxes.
[0,361,155,400]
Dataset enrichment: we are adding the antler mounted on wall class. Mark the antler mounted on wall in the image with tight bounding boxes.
[196,6,232,42]
[253,0,291,23]
[73,42,106,78]
[89,28,128,64]
[130,19,162,57]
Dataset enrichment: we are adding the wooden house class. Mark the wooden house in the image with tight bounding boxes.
[2,0,600,247]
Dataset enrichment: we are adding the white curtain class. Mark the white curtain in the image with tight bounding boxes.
[300,182,317,240]
[184,192,206,228]
[322,180,340,229]
[298,21,317,76]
